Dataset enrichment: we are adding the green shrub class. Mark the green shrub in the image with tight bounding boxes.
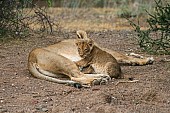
[129,0,170,55]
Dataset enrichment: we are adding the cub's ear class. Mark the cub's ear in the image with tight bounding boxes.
[76,30,88,39]
[75,41,80,46]
[75,42,78,46]
[88,39,94,47]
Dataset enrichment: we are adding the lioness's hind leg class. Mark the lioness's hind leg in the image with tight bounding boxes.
[30,63,80,86]
[35,64,64,78]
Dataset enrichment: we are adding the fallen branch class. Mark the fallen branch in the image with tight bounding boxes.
[115,79,139,86]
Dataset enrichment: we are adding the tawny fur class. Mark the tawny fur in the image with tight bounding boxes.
[28,30,154,86]
[75,39,122,79]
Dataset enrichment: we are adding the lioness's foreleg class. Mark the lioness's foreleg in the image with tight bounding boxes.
[71,73,111,85]
[125,53,154,65]
[31,63,78,85]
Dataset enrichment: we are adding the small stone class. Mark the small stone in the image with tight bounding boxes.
[35,105,47,111]
[86,107,90,109]
[0,100,4,103]
[167,101,170,104]
[42,108,48,112]
[18,110,25,113]
[0,108,8,113]
[35,106,42,110]
[43,97,52,103]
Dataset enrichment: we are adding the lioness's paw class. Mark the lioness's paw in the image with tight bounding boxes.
[91,79,101,85]
[97,74,111,81]
[100,78,109,85]
[101,75,111,81]
[91,76,111,85]
[146,57,154,64]
[73,83,83,89]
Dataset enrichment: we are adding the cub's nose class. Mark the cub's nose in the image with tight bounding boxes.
[79,54,84,57]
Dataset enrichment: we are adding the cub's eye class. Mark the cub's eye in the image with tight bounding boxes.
[89,43,92,47]
[84,48,88,52]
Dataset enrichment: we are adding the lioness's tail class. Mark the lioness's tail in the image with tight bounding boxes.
[28,62,78,86]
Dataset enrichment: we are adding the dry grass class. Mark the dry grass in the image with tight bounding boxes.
[25,8,148,31]
[55,8,149,31]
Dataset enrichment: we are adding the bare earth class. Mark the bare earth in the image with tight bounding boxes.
[0,30,170,113]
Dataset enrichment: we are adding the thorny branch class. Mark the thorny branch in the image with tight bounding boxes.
[0,0,59,38]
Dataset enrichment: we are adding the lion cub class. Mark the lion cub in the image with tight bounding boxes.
[75,39,122,79]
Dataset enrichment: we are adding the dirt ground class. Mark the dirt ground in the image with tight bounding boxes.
[0,30,170,113]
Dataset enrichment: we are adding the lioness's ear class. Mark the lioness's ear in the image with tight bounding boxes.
[88,39,94,47]
[76,30,88,39]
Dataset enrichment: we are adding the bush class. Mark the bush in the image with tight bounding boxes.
[129,0,170,55]
[0,0,56,39]
[0,0,26,38]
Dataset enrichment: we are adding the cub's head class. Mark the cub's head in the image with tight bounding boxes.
[76,39,94,58]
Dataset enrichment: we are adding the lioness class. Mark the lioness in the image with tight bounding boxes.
[75,39,122,79]
[28,30,154,87]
